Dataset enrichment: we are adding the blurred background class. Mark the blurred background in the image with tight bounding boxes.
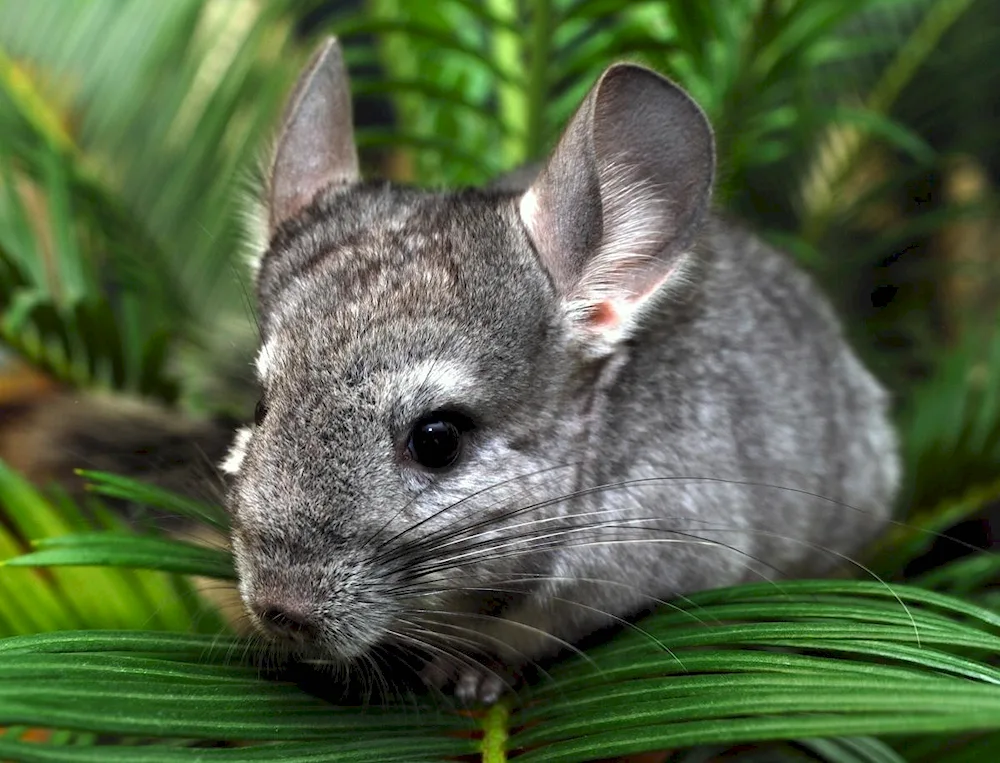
[0,0,998,592]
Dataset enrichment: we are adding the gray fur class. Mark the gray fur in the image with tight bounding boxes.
[226,37,899,704]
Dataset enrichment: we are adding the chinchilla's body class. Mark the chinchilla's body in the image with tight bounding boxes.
[222,38,899,703]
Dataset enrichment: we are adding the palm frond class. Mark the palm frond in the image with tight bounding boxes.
[0,460,223,637]
[2,470,998,759]
[0,576,998,760]
[901,321,1000,509]
[0,0,303,406]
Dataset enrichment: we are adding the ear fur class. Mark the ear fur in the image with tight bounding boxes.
[520,64,715,353]
[237,163,270,279]
[267,36,360,234]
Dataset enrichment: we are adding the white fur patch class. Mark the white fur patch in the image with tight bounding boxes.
[220,427,253,475]
[576,164,670,307]
[519,188,539,232]
[238,189,270,278]
[255,338,280,382]
[394,358,478,402]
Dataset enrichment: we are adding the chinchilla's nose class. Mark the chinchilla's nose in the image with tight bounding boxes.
[251,599,320,645]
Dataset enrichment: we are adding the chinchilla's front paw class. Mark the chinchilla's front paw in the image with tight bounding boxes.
[419,654,511,705]
[454,666,507,706]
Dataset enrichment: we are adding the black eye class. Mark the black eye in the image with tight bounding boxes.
[254,398,268,426]
[407,413,467,470]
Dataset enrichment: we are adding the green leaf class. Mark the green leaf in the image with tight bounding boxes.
[0,460,222,636]
[825,104,936,164]
[76,470,229,531]
[0,739,467,762]
[511,714,1000,763]
[914,551,1000,595]
[5,532,236,581]
[0,630,243,657]
[337,17,513,84]
[2,580,1000,759]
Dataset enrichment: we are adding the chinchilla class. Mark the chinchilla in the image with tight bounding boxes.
[222,36,900,704]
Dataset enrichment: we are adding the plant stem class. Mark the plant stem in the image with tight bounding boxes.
[488,0,525,167]
[481,700,510,763]
[525,0,552,160]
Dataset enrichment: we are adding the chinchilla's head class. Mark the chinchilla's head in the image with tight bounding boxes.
[223,38,715,663]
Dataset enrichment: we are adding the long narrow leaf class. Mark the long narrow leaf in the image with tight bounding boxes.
[5,532,235,580]
[77,470,229,531]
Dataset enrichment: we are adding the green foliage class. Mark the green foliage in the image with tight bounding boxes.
[1,0,999,761]
[0,461,224,638]
[0,52,181,398]
[3,533,1000,760]
[902,327,1000,510]
[7,531,236,580]
[0,0,303,408]
[78,469,230,532]
[0,472,998,760]
[351,0,935,190]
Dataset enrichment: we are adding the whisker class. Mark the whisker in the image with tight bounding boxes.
[404,526,784,582]
[405,583,684,670]
[402,613,559,688]
[404,608,599,673]
[399,512,757,578]
[366,460,581,553]
[392,514,679,572]
[363,650,386,707]
[378,474,892,569]
[412,508,669,554]
[396,572,718,627]
[404,520,921,643]
[389,623,513,696]
[691,523,923,647]
[231,261,262,341]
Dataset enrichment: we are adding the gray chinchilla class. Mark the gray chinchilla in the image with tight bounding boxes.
[223,36,900,704]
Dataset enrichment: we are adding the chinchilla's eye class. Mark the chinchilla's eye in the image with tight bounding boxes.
[254,398,268,426]
[407,412,469,470]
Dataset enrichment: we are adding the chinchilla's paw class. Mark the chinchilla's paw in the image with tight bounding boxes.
[419,654,510,705]
[454,667,507,706]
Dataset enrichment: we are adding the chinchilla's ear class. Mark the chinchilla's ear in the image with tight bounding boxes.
[520,64,715,354]
[268,37,360,233]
